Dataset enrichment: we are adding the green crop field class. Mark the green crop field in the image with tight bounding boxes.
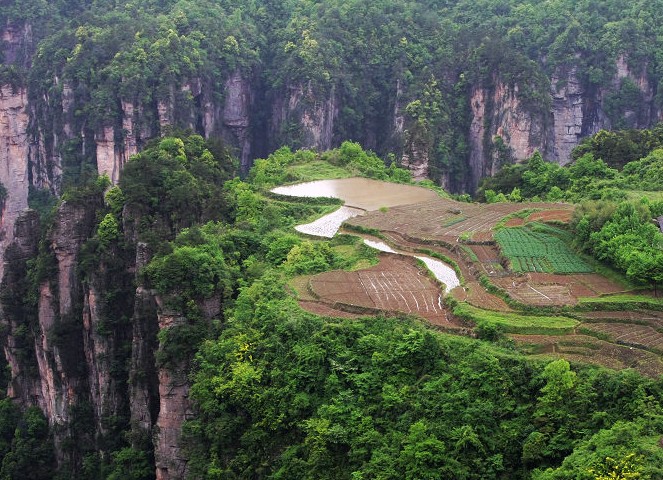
[495,226,593,274]
[453,304,578,335]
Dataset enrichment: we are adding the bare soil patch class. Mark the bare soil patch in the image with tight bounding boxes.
[471,245,501,263]
[462,281,513,311]
[493,277,576,306]
[505,217,525,227]
[486,273,626,307]
[581,323,663,352]
[470,231,495,243]
[528,209,573,223]
[578,310,663,328]
[571,274,626,295]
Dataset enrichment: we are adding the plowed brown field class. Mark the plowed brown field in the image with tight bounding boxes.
[581,323,663,352]
[510,334,663,378]
[309,255,456,326]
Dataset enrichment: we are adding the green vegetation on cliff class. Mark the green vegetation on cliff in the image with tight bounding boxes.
[4,0,663,189]
[146,138,663,479]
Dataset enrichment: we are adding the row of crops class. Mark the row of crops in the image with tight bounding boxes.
[494,226,593,273]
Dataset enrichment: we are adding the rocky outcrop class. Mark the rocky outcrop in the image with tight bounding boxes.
[464,55,662,189]
[32,201,98,460]
[96,126,122,184]
[1,209,40,407]
[0,22,32,67]
[222,71,252,172]
[153,295,220,480]
[129,286,159,437]
[606,54,658,129]
[400,140,430,181]
[153,312,192,480]
[2,199,102,464]
[270,82,338,153]
[468,86,489,190]
[466,80,550,190]
[90,72,255,182]
[0,85,30,281]
[492,82,548,163]
[549,65,591,164]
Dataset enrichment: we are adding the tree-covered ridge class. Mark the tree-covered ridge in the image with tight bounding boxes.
[187,280,663,479]
[4,0,663,187]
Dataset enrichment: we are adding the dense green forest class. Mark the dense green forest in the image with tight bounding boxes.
[124,135,663,478]
[3,0,663,186]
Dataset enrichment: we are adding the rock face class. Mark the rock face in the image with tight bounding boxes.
[270,82,338,153]
[153,312,192,480]
[1,209,40,407]
[0,22,32,67]
[223,71,252,172]
[0,85,30,281]
[466,79,552,191]
[153,296,220,480]
[463,57,662,190]
[549,65,587,164]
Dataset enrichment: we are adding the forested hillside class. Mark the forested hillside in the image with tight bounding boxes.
[2,0,663,193]
[2,1,663,479]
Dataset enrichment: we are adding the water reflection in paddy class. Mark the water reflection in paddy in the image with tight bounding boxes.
[295,206,364,238]
[271,177,439,210]
[273,178,461,292]
[362,239,460,293]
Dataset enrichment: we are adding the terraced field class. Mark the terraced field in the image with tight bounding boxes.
[510,334,663,378]
[302,255,456,327]
[580,323,663,352]
[494,227,592,273]
[346,198,573,243]
[578,310,663,326]
[281,177,663,376]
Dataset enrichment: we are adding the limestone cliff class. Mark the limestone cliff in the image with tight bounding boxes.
[0,85,30,281]
[153,312,191,480]
[223,71,253,172]
[270,82,338,153]
[463,56,662,190]
[466,80,551,191]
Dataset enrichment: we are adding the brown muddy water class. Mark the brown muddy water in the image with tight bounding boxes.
[271,177,439,211]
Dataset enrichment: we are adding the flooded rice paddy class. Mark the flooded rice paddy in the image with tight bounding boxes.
[362,239,460,293]
[295,206,364,238]
[274,177,460,292]
[414,256,461,292]
[363,239,396,253]
[271,177,439,210]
